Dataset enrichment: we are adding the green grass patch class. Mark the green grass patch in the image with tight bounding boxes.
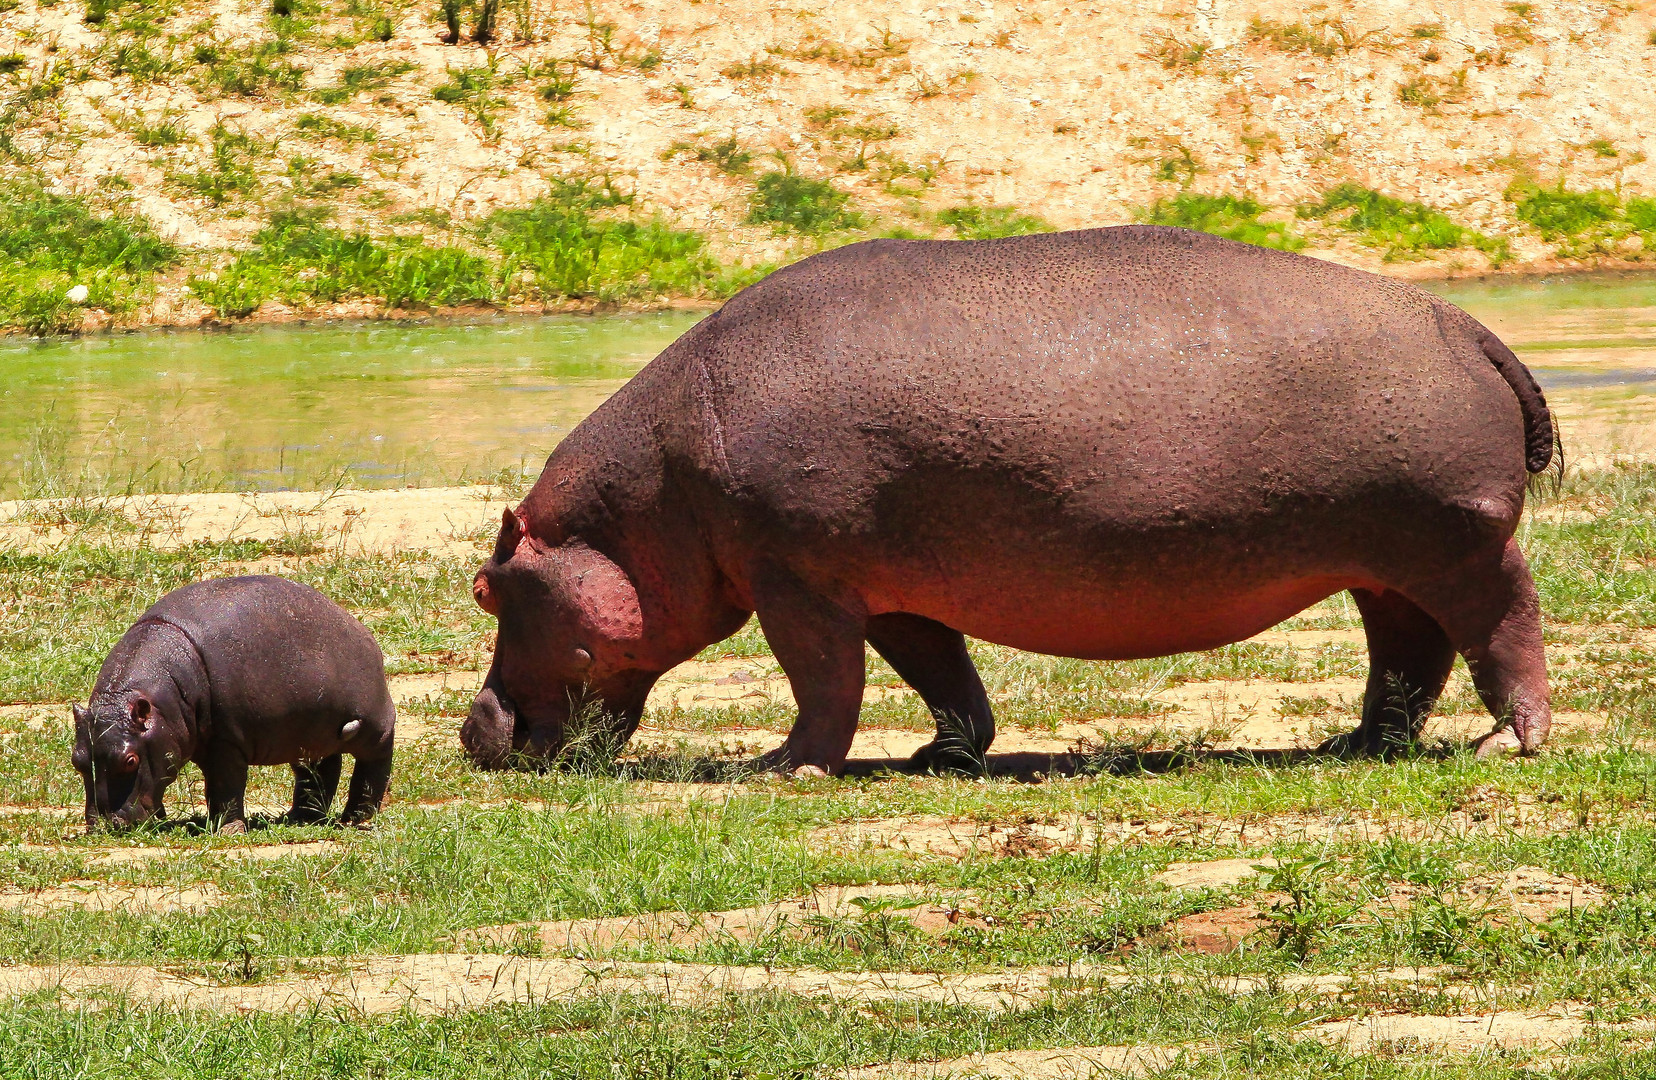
[188,208,497,315]
[0,179,178,334]
[482,180,766,301]
[1298,183,1509,263]
[1137,192,1304,251]
[747,171,860,234]
[936,204,1052,240]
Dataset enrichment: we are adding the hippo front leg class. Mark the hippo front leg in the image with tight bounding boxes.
[750,563,867,776]
[203,747,250,835]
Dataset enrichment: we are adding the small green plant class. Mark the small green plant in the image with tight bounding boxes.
[666,135,752,176]
[1588,138,1618,158]
[433,64,507,137]
[937,204,1052,240]
[1256,857,1353,962]
[1626,198,1656,250]
[721,56,785,80]
[533,58,577,102]
[544,104,583,128]
[1398,68,1469,109]
[1298,183,1509,263]
[293,112,377,143]
[168,124,265,205]
[190,40,307,98]
[312,59,413,104]
[127,114,192,147]
[1249,16,1385,55]
[0,54,27,75]
[747,170,860,234]
[1139,30,1208,70]
[1138,192,1303,251]
[579,1,616,69]
[190,207,497,316]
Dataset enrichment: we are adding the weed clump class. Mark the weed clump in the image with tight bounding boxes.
[747,171,859,234]
[1506,180,1628,258]
[0,180,178,334]
[1298,183,1509,263]
[1137,193,1302,251]
[484,181,761,301]
[189,208,495,316]
[937,204,1052,240]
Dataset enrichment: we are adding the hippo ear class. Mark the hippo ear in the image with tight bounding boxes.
[127,697,155,736]
[492,508,528,564]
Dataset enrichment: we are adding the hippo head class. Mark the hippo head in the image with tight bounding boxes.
[71,691,188,831]
[463,509,659,768]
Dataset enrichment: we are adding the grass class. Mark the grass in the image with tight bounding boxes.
[482,185,767,301]
[936,204,1052,240]
[0,179,178,334]
[1298,184,1509,263]
[312,58,413,104]
[1506,181,1629,258]
[747,170,860,234]
[1137,192,1304,251]
[0,463,1653,1072]
[188,208,496,315]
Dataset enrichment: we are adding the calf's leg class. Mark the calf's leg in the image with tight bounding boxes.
[288,753,343,824]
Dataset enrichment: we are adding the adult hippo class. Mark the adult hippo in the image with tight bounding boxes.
[464,226,1556,774]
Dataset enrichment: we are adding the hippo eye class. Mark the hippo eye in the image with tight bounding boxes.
[118,752,139,773]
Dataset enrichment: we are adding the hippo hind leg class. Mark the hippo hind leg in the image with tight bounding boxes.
[1321,589,1456,759]
[340,752,393,826]
[866,613,995,775]
[288,754,343,825]
[1419,537,1551,757]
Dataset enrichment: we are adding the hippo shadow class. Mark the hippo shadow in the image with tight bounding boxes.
[599,739,1465,786]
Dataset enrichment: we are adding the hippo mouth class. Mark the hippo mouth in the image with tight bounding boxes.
[94,767,148,830]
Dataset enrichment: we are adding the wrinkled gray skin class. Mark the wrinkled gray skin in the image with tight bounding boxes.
[74,576,395,833]
[465,227,1556,775]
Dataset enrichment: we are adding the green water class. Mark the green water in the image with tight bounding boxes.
[0,312,704,497]
[3,272,1654,498]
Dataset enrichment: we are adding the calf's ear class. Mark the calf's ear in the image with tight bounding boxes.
[128,697,155,735]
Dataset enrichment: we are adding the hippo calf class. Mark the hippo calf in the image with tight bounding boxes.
[74,576,395,832]
[464,226,1555,774]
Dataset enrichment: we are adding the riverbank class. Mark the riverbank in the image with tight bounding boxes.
[3,0,1656,333]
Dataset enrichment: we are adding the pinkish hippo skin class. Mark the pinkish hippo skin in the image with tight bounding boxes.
[74,576,395,833]
[464,226,1556,776]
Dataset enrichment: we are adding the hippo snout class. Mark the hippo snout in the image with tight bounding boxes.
[462,681,519,769]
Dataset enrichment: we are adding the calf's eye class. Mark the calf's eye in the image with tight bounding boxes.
[120,752,139,773]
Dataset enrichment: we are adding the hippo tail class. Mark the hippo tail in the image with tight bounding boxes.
[1434,300,1562,489]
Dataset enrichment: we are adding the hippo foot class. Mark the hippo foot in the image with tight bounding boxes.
[216,818,247,836]
[1315,728,1417,761]
[906,739,989,777]
[754,746,844,778]
[1473,728,1523,759]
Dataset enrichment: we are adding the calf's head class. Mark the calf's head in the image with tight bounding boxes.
[463,509,656,767]
[72,690,187,831]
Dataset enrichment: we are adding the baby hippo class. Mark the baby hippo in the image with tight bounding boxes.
[72,576,395,834]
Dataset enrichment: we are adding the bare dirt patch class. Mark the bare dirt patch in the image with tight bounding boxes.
[1308,1008,1645,1053]
[1152,859,1277,891]
[1160,906,1271,955]
[0,955,1090,1015]
[21,840,346,867]
[465,883,980,955]
[0,488,510,557]
[0,881,225,914]
[843,1045,1188,1079]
